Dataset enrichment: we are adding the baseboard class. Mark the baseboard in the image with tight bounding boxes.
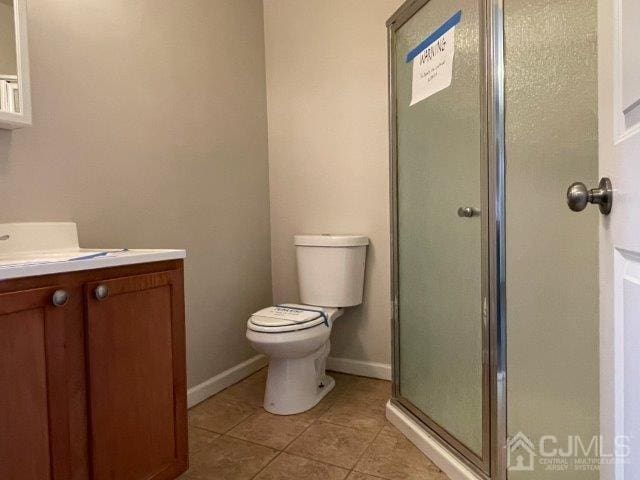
[386,401,483,480]
[327,356,392,381]
[187,354,267,408]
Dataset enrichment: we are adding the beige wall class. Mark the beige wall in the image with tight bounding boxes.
[0,0,17,75]
[263,0,402,367]
[0,0,272,389]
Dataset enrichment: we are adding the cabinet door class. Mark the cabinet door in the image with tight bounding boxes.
[0,286,72,480]
[85,270,187,480]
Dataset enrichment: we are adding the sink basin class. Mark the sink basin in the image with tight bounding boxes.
[0,250,121,267]
[0,222,118,267]
[0,222,185,281]
[0,222,79,254]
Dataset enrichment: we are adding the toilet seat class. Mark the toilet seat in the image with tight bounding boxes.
[247,305,330,333]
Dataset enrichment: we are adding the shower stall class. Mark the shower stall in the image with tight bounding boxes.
[387,0,599,479]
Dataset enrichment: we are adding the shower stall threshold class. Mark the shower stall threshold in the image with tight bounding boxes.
[386,401,486,480]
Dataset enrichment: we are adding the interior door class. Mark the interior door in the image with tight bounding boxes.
[599,0,640,478]
[85,271,187,480]
[390,0,489,472]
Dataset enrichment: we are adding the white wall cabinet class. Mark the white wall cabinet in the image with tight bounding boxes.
[0,0,31,129]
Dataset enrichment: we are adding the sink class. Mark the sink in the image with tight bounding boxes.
[0,222,185,281]
[0,250,118,267]
[0,222,116,267]
[0,222,79,254]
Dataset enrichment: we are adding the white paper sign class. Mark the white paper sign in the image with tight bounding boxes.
[408,12,460,106]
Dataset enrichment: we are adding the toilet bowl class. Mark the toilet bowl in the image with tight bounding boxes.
[246,304,343,415]
[246,234,369,415]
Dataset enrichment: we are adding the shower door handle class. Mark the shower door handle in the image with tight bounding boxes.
[457,207,479,218]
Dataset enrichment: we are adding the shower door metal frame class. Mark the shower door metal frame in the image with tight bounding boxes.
[387,0,507,478]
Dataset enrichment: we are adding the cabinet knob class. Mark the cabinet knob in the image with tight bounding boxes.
[94,284,109,300]
[52,289,69,307]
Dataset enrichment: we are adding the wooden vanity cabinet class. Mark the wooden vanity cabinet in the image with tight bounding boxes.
[85,269,187,480]
[0,285,76,480]
[0,260,188,480]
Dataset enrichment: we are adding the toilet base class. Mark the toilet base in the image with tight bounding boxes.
[263,341,334,415]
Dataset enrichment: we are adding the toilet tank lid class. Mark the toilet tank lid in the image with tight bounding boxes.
[294,234,369,247]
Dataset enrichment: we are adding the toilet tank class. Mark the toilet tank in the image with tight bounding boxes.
[294,234,369,307]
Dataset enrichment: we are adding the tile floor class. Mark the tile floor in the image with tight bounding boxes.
[182,368,450,480]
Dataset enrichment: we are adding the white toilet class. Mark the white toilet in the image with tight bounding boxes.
[246,234,369,415]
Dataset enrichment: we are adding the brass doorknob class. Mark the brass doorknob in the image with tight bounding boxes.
[566,177,612,215]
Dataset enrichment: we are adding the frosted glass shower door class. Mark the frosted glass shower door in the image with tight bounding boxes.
[391,0,488,470]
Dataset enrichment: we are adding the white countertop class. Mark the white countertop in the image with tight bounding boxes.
[0,223,185,281]
[0,248,186,281]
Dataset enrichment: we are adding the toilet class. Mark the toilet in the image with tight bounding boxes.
[246,234,369,415]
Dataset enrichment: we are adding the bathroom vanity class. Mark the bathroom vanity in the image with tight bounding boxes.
[0,223,187,480]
